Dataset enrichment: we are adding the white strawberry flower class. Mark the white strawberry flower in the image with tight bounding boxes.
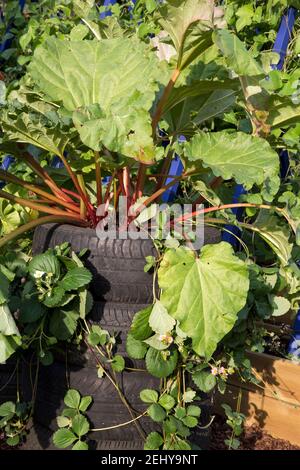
[33,270,45,279]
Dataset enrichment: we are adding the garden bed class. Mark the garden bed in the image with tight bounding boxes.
[214,351,300,446]
[210,415,300,451]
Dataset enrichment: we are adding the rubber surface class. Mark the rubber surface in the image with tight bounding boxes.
[24,224,217,449]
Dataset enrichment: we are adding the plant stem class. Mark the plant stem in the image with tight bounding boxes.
[90,411,147,432]
[155,155,172,192]
[132,170,196,219]
[94,151,102,207]
[123,166,131,198]
[0,189,79,217]
[0,170,80,213]
[152,68,180,136]
[133,163,146,202]
[84,338,146,441]
[104,171,115,203]
[21,151,73,203]
[58,153,92,217]
[173,202,285,225]
[77,173,87,219]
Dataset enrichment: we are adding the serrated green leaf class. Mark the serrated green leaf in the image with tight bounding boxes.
[213,29,263,76]
[56,415,70,428]
[29,253,60,280]
[43,286,65,308]
[61,267,92,291]
[79,396,92,412]
[159,244,249,358]
[182,131,279,191]
[182,389,196,403]
[53,429,77,449]
[0,401,15,417]
[130,306,153,341]
[192,370,216,392]
[187,405,201,417]
[146,347,178,378]
[182,415,198,428]
[72,414,90,437]
[72,440,89,450]
[158,394,175,411]
[269,295,291,317]
[49,308,79,340]
[111,355,125,373]
[140,389,159,404]
[64,389,81,409]
[6,435,20,446]
[147,403,166,422]
[126,333,148,359]
[144,431,163,450]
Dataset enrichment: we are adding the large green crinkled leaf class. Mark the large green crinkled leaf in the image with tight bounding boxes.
[165,89,236,137]
[73,103,159,163]
[165,79,239,113]
[29,37,165,161]
[213,29,264,76]
[29,37,160,112]
[182,131,279,190]
[158,243,249,358]
[267,97,300,129]
[252,212,293,267]
[158,0,224,70]
[192,89,236,125]
[1,111,70,158]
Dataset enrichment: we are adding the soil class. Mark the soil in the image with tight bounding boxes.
[210,414,300,450]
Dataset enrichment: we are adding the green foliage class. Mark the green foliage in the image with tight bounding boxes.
[158,244,249,358]
[53,389,92,450]
[0,400,31,447]
[0,243,93,362]
[222,403,246,450]
[181,131,280,198]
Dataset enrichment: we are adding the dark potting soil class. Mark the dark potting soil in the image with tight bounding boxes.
[210,415,300,450]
